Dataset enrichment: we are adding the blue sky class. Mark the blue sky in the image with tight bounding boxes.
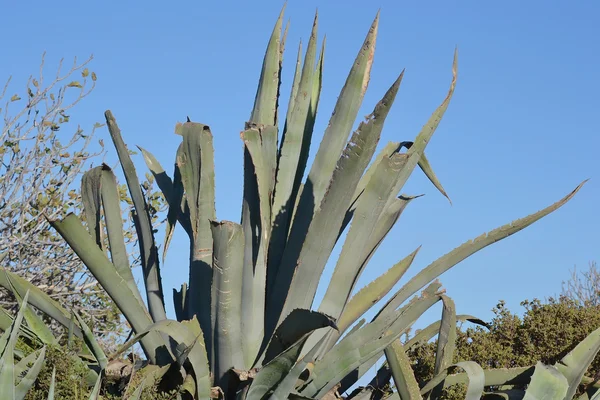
[3,0,599,345]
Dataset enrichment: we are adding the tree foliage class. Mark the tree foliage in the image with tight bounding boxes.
[407,295,600,398]
[0,54,166,352]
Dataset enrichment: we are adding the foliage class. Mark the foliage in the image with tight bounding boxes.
[406,296,600,398]
[562,261,600,307]
[0,6,587,399]
[0,54,166,353]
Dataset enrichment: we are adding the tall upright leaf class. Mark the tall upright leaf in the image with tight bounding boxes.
[268,14,319,288]
[104,110,166,323]
[177,122,216,365]
[270,71,402,334]
[250,4,286,126]
[211,221,245,383]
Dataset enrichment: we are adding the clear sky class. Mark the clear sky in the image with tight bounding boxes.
[2,0,599,344]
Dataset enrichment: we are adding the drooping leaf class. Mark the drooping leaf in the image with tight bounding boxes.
[0,269,82,339]
[404,315,489,349]
[381,50,458,214]
[421,361,485,400]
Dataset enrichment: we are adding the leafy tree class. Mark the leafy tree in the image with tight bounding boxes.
[0,54,165,352]
[407,295,600,398]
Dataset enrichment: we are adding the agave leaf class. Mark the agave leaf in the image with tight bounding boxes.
[98,165,144,303]
[442,366,533,389]
[110,318,210,399]
[344,141,401,228]
[162,146,185,261]
[338,247,420,333]
[13,347,41,377]
[129,364,171,400]
[0,291,31,398]
[0,268,82,339]
[421,361,484,400]
[74,313,108,370]
[385,342,422,400]
[248,333,312,400]
[314,200,421,357]
[555,324,600,399]
[270,341,322,400]
[15,347,46,400]
[88,371,102,400]
[428,295,457,398]
[250,4,285,126]
[138,145,192,238]
[177,122,216,366]
[522,362,568,400]
[49,214,169,364]
[338,350,381,395]
[272,17,381,324]
[81,166,104,249]
[181,373,197,397]
[376,180,587,319]
[210,221,245,383]
[272,68,402,336]
[268,14,319,281]
[173,283,188,322]
[319,151,409,321]
[105,110,166,323]
[240,124,278,368]
[383,50,457,215]
[301,12,378,216]
[303,283,442,398]
[263,309,336,366]
[3,272,56,345]
[285,36,325,239]
[405,315,488,349]
[400,142,451,204]
[47,368,56,400]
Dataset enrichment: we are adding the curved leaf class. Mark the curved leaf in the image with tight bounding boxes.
[421,361,485,400]
[556,324,600,399]
[523,362,568,400]
[376,180,587,319]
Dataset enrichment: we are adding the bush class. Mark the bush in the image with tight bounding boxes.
[407,295,600,397]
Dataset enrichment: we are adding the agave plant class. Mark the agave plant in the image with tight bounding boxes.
[0,6,588,399]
